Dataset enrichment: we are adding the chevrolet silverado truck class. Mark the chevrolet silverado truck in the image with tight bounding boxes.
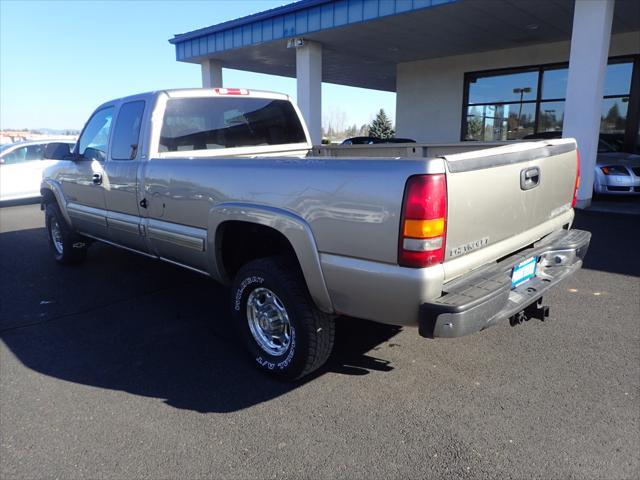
[41,88,590,379]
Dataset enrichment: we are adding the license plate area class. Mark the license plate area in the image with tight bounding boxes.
[511,256,538,288]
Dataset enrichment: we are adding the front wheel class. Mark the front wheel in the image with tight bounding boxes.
[45,202,88,265]
[231,256,335,380]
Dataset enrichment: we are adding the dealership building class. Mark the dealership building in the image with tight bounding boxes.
[169,0,640,207]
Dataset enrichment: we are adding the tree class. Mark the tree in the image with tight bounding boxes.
[465,116,483,140]
[323,107,347,138]
[603,102,625,132]
[368,109,395,139]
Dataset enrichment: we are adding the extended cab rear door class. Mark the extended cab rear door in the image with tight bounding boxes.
[102,99,148,253]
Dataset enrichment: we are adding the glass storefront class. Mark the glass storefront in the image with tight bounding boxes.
[462,57,639,152]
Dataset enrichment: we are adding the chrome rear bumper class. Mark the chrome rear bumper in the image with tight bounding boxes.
[419,229,591,338]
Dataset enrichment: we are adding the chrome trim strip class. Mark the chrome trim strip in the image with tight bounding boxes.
[79,232,209,277]
[67,202,107,226]
[147,219,206,251]
[107,211,140,235]
[159,257,210,277]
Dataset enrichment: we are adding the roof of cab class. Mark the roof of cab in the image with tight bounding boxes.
[93,88,291,111]
[163,88,290,101]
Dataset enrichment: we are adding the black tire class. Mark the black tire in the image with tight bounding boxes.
[231,256,335,380]
[45,202,88,265]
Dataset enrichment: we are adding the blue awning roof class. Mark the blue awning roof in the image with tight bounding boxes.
[169,0,640,92]
[170,0,457,61]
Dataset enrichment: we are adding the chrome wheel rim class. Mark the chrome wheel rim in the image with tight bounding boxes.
[247,287,291,356]
[50,219,64,255]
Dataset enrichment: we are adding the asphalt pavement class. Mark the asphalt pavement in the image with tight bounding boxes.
[1,203,638,479]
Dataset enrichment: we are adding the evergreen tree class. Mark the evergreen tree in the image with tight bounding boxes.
[368,109,395,139]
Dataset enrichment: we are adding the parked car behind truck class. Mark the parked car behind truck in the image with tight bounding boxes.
[0,139,74,202]
[524,131,640,195]
[41,88,590,379]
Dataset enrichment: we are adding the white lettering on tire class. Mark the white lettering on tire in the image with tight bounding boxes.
[256,356,275,370]
[255,327,296,371]
[234,275,264,311]
[276,328,296,370]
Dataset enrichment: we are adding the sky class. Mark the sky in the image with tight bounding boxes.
[0,0,396,131]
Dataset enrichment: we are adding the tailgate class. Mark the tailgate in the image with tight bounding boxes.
[442,139,578,281]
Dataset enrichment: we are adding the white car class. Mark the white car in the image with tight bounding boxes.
[592,145,640,196]
[0,140,74,202]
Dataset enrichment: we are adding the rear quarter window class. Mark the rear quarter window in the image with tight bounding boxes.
[111,101,145,160]
[159,97,307,152]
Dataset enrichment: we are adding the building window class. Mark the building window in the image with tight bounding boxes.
[462,57,638,151]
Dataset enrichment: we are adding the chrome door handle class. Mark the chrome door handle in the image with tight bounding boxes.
[520,167,540,191]
[92,173,102,185]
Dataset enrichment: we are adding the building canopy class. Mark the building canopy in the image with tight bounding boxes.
[169,0,640,91]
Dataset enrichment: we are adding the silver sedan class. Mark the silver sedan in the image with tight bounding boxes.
[593,151,640,196]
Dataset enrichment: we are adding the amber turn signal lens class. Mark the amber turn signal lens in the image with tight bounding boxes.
[403,218,445,238]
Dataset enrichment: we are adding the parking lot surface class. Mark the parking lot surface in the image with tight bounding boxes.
[1,203,639,479]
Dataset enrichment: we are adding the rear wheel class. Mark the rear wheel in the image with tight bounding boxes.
[45,202,88,265]
[231,256,335,380]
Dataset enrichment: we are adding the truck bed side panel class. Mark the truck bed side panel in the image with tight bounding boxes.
[141,157,441,265]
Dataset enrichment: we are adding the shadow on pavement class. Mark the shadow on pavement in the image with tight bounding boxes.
[589,194,640,216]
[573,210,640,277]
[0,227,400,413]
[4,208,633,413]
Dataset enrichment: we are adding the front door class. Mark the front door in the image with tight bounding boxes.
[62,106,114,238]
[103,100,148,252]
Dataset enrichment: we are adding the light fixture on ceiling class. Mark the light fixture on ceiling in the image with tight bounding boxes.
[286,37,306,48]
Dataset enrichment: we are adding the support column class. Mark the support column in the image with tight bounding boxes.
[295,41,322,145]
[562,0,614,209]
[201,59,223,88]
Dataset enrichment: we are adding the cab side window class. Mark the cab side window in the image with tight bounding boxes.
[111,101,145,160]
[78,107,114,161]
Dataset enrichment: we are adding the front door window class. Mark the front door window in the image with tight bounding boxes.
[78,107,114,162]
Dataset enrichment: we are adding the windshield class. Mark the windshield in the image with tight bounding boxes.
[597,133,626,153]
[159,97,307,153]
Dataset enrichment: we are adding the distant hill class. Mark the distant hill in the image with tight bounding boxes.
[1,128,80,135]
[1,129,79,144]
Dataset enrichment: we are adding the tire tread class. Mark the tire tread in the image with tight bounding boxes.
[45,202,88,265]
[235,255,335,380]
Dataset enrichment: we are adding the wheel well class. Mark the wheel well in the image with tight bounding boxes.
[217,221,299,280]
[40,189,57,210]
[41,189,56,204]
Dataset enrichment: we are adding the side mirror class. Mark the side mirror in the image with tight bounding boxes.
[44,142,72,160]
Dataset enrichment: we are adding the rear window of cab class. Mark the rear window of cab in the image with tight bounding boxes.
[159,97,307,152]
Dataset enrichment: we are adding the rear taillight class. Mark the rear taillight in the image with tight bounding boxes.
[398,174,447,268]
[571,149,580,208]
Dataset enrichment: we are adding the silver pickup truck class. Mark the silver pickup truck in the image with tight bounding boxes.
[41,88,590,379]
